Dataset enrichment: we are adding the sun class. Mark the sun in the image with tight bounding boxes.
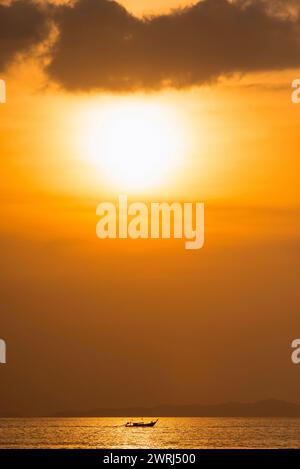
[79,100,186,192]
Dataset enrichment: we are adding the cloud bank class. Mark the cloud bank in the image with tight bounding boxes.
[0,0,50,72]
[1,0,300,90]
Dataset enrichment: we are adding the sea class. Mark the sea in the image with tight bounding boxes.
[0,417,299,449]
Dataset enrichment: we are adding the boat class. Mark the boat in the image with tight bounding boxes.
[125,419,158,428]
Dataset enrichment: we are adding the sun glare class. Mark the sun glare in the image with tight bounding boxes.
[79,100,186,192]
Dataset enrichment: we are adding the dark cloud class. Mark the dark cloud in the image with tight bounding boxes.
[46,0,300,91]
[0,0,51,72]
[1,0,300,90]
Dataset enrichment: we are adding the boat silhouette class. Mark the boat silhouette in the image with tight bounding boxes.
[125,419,158,428]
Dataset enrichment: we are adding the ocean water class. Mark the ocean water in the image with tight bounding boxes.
[0,417,299,449]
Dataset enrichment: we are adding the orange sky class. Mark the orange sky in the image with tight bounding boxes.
[0,0,300,415]
[119,0,196,16]
[1,66,300,240]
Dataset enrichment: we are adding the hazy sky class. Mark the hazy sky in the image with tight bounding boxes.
[0,0,299,415]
